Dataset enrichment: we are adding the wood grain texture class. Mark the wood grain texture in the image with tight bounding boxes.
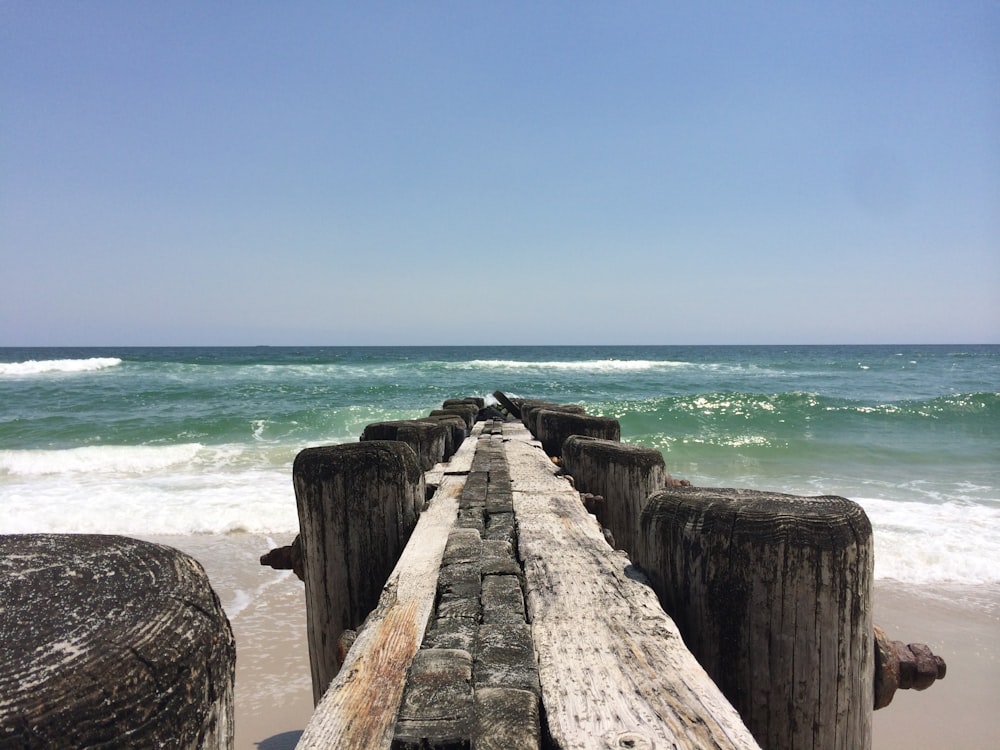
[293,440,425,703]
[561,435,667,556]
[296,473,464,749]
[639,487,874,750]
[0,534,234,749]
[503,424,759,750]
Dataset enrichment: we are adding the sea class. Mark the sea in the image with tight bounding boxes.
[2,344,998,592]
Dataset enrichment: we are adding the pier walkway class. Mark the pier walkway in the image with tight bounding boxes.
[295,418,758,749]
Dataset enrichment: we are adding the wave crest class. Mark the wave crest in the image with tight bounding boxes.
[455,359,690,372]
[0,357,123,376]
[0,444,204,476]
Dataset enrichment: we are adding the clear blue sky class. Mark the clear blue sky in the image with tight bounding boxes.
[2,2,998,345]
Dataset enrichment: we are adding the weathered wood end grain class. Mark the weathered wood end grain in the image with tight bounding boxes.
[0,534,234,749]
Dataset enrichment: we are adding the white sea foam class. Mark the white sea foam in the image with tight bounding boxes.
[0,357,122,376]
[857,496,1000,585]
[0,444,205,476]
[0,444,298,535]
[459,359,690,372]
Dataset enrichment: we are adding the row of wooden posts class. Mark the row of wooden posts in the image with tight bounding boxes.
[0,392,945,748]
[277,393,945,749]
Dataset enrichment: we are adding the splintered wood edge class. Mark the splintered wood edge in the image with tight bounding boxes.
[296,473,465,749]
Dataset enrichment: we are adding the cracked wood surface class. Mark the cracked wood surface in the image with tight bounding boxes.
[504,423,759,750]
[295,435,474,749]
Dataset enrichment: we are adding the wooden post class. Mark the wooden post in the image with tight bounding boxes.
[444,397,484,409]
[420,413,469,461]
[361,420,448,471]
[637,487,874,750]
[294,440,425,703]
[560,435,667,556]
[447,403,480,430]
[535,409,620,457]
[0,534,235,748]
[517,401,585,437]
[517,400,559,432]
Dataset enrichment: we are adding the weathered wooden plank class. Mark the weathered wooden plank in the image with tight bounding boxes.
[503,423,759,750]
[295,474,464,749]
[474,687,540,750]
[424,422,484,487]
[391,648,474,748]
[491,390,522,419]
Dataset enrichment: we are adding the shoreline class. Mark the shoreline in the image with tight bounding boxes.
[151,533,999,750]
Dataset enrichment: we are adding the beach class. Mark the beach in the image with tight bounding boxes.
[2,346,997,746]
[159,533,999,750]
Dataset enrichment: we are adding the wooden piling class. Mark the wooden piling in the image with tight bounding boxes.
[638,487,874,750]
[361,420,448,471]
[535,409,620,457]
[419,413,468,460]
[519,401,586,437]
[293,440,425,703]
[560,434,667,556]
[435,402,479,430]
[0,534,235,749]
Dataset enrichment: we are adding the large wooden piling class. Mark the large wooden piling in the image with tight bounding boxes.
[560,434,668,555]
[0,534,235,749]
[535,409,620,457]
[361,420,449,470]
[638,487,874,750]
[293,440,425,703]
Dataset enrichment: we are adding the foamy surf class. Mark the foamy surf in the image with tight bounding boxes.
[459,358,690,372]
[860,496,1000,586]
[0,357,122,376]
[0,444,206,476]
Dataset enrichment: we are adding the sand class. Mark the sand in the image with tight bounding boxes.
[157,533,999,750]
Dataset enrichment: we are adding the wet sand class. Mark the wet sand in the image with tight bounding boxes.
[158,533,999,750]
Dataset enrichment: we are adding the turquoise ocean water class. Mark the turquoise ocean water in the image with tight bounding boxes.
[1,345,998,586]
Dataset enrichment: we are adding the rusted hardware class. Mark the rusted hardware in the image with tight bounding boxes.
[873,625,947,709]
[260,534,304,581]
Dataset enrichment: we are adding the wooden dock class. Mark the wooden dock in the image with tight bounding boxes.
[295,418,758,749]
[280,396,946,750]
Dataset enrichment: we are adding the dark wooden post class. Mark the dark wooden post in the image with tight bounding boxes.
[637,487,874,750]
[535,409,620,457]
[420,414,468,460]
[560,435,667,555]
[517,400,558,433]
[436,403,479,430]
[517,401,585,437]
[0,534,235,748]
[361,420,448,471]
[294,441,425,703]
[443,397,484,410]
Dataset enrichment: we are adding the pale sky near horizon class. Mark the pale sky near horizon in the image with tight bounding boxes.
[2,2,998,346]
